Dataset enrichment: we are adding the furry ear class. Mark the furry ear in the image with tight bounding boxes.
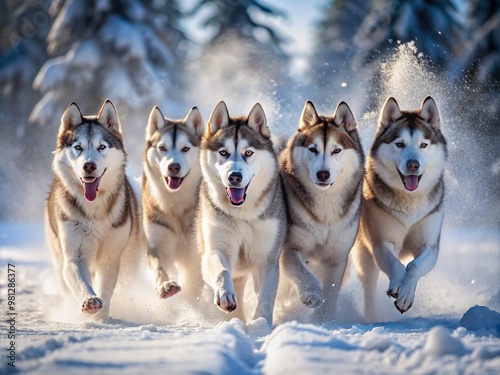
[208,101,230,134]
[375,97,401,137]
[333,101,357,132]
[299,101,319,131]
[146,106,165,140]
[379,97,401,126]
[97,99,121,133]
[420,96,441,130]
[247,103,270,138]
[60,102,83,134]
[184,106,204,137]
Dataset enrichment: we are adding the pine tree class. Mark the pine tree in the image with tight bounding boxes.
[457,0,500,87]
[30,0,187,136]
[354,0,461,69]
[184,0,292,135]
[309,0,369,104]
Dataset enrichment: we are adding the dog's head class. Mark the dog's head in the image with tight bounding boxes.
[55,100,125,202]
[372,96,447,192]
[145,106,204,192]
[202,101,276,207]
[290,100,362,190]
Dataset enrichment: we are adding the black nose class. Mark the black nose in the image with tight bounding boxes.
[316,170,330,182]
[406,159,420,172]
[168,163,180,175]
[228,171,242,186]
[83,162,97,173]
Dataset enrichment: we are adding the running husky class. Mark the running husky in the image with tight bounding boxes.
[46,100,141,319]
[279,100,364,322]
[142,105,204,300]
[353,96,447,319]
[196,101,287,325]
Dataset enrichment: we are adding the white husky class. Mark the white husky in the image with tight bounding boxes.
[46,100,141,319]
[142,106,205,300]
[353,96,447,320]
[279,100,365,322]
[196,101,287,325]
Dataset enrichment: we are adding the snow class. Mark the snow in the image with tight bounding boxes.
[1,222,499,374]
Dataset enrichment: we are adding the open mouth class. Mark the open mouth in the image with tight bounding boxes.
[164,175,185,190]
[226,184,250,206]
[397,170,422,192]
[80,169,106,202]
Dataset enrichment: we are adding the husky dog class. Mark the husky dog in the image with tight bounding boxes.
[46,100,141,319]
[279,101,365,322]
[353,96,447,319]
[142,106,205,300]
[196,101,287,325]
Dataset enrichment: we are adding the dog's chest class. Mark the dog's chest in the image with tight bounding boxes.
[236,218,280,262]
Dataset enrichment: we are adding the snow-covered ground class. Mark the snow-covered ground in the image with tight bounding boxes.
[0,221,499,374]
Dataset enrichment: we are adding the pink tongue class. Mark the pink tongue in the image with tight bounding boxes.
[404,175,419,191]
[84,179,100,201]
[167,177,182,190]
[228,187,245,204]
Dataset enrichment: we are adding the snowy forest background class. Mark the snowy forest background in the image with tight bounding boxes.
[0,0,499,229]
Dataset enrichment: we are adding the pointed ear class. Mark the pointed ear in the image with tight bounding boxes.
[420,96,441,130]
[208,101,230,135]
[97,99,121,133]
[184,106,204,137]
[375,97,401,137]
[247,103,270,138]
[60,102,83,134]
[333,101,357,132]
[146,106,165,140]
[299,100,319,131]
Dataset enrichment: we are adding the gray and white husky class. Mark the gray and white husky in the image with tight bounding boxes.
[142,105,205,300]
[279,100,365,322]
[46,100,141,319]
[353,96,447,320]
[196,101,287,325]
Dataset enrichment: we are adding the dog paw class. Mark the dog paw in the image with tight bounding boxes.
[300,287,324,308]
[157,281,181,299]
[215,289,237,313]
[82,296,103,314]
[387,265,406,299]
[394,277,417,313]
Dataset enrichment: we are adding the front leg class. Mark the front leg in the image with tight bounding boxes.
[313,257,348,323]
[63,258,101,315]
[394,244,438,313]
[372,241,406,299]
[281,246,323,308]
[146,224,181,299]
[202,252,237,313]
[252,255,281,324]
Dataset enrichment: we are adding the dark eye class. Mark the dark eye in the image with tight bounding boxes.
[332,148,341,154]
[74,145,82,151]
[420,143,428,149]
[395,142,404,148]
[309,147,318,155]
[244,150,254,157]
[219,150,228,157]
[181,147,190,153]
[158,145,167,152]
[98,144,106,151]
